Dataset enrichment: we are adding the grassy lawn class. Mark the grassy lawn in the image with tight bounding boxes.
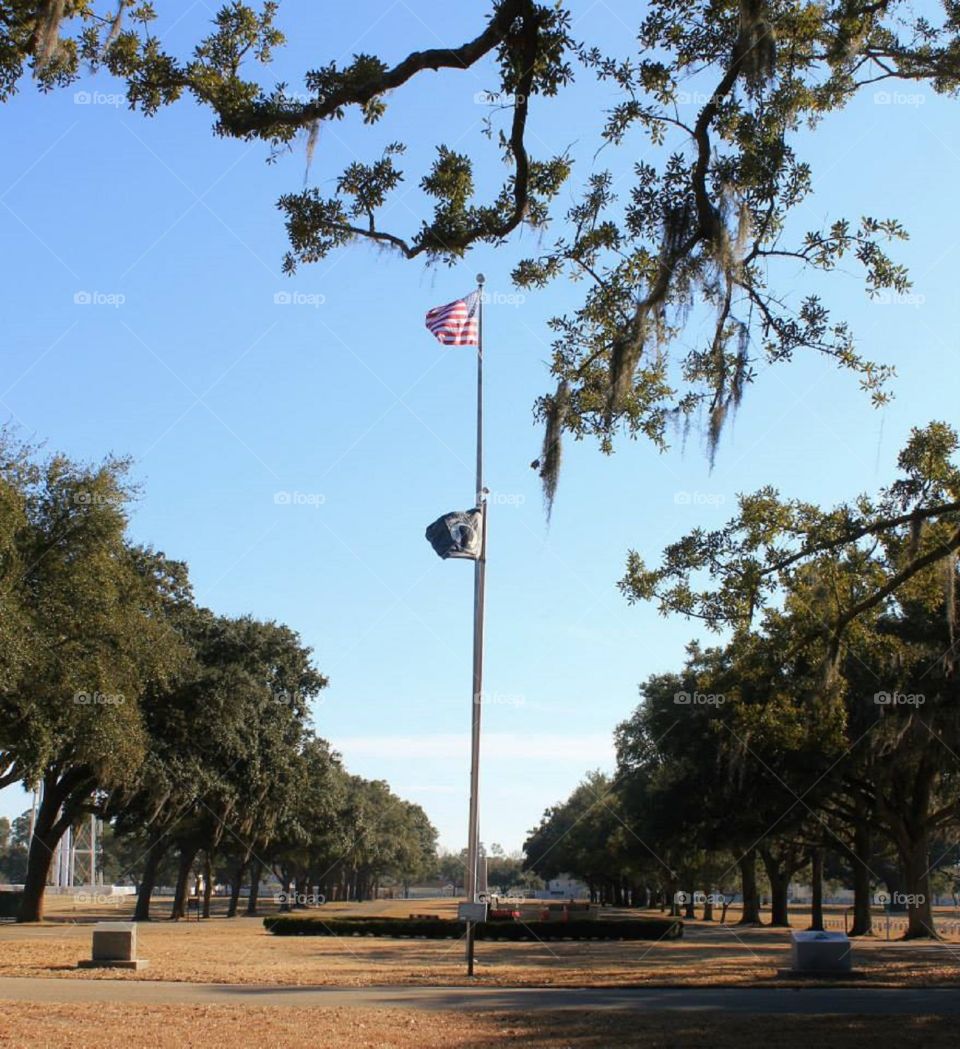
[0,1004,957,1048]
[1,897,958,988]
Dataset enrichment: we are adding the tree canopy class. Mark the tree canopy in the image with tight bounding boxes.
[6,1,957,506]
[0,430,438,921]
[525,428,960,937]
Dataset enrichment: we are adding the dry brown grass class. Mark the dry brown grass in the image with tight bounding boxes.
[0,1003,957,1049]
[2,897,960,989]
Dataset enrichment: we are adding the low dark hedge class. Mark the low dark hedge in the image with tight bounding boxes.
[0,892,22,920]
[263,915,682,941]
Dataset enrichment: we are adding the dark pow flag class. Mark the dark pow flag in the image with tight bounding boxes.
[425,509,483,560]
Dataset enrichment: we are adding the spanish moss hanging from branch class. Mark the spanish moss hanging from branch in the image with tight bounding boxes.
[538,380,569,520]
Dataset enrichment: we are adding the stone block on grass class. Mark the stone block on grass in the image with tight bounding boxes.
[78,921,148,971]
[788,930,852,974]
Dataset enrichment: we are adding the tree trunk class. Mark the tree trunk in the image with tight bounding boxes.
[280,873,293,912]
[246,860,261,915]
[171,847,197,920]
[738,850,761,924]
[134,835,167,922]
[17,772,81,924]
[809,848,824,931]
[18,799,62,923]
[769,877,790,926]
[227,857,246,918]
[202,853,213,919]
[760,851,792,928]
[849,819,873,936]
[900,828,936,939]
[702,892,714,921]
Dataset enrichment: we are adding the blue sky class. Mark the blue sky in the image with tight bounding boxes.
[1,1,957,853]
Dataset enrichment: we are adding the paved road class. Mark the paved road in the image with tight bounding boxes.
[1,978,959,1014]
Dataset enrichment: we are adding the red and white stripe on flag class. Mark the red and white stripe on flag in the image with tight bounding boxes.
[425,291,479,346]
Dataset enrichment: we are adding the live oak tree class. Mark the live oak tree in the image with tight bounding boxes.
[329,776,437,902]
[390,801,441,895]
[524,771,643,905]
[614,634,845,927]
[621,422,960,646]
[0,447,188,922]
[545,600,960,936]
[698,634,846,928]
[264,735,345,912]
[859,602,960,938]
[6,2,960,505]
[539,526,960,936]
[0,437,32,712]
[619,424,960,936]
[191,615,327,918]
[616,664,742,918]
[811,601,913,937]
[224,755,440,910]
[0,436,430,919]
[808,546,960,939]
[109,609,327,920]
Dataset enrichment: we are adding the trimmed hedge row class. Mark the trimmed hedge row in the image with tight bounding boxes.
[263,915,682,941]
[0,893,22,920]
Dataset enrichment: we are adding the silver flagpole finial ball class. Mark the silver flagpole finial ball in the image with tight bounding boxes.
[476,273,485,286]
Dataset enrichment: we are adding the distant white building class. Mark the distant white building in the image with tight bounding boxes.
[535,874,590,900]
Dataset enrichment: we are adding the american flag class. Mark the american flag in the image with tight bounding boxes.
[424,291,479,346]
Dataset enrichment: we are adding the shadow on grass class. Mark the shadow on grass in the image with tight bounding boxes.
[450,1013,960,1049]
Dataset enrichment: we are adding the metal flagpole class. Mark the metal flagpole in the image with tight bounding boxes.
[465,273,487,975]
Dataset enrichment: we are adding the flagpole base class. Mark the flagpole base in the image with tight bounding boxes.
[466,921,476,976]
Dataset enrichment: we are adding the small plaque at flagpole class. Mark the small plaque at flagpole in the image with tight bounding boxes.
[458,901,488,923]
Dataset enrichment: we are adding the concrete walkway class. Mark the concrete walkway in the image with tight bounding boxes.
[1,978,959,1014]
